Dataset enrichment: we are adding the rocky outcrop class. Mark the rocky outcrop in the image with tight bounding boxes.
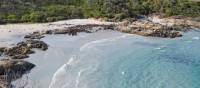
[0,59,35,88]
[0,59,35,75]
[17,40,48,51]
[24,32,45,39]
[1,40,48,59]
[117,20,184,38]
[45,24,115,36]
[3,45,32,58]
[149,15,200,29]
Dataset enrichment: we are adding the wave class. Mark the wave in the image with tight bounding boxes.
[75,67,92,88]
[80,34,129,52]
[49,55,77,88]
[49,60,98,88]
[49,34,129,88]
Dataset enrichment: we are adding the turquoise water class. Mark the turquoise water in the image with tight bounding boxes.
[48,29,200,88]
[10,30,199,88]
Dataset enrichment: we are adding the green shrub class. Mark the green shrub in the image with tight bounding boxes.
[6,14,19,23]
[21,14,31,22]
[0,0,199,23]
[29,11,47,22]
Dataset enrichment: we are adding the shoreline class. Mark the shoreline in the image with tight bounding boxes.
[0,19,115,87]
[0,17,199,87]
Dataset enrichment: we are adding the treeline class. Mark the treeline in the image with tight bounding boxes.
[0,0,199,23]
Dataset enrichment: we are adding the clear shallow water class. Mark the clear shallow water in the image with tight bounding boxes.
[15,30,200,88]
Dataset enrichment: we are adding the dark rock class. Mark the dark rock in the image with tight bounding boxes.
[0,59,35,75]
[147,29,182,38]
[4,45,31,57]
[25,40,48,51]
[24,31,45,39]
[117,20,184,38]
[2,39,48,59]
[0,47,6,53]
[11,55,29,59]
[17,40,48,51]
[47,24,115,36]
[0,48,5,56]
[45,30,53,34]
[0,59,35,87]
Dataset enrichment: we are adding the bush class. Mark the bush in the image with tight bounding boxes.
[29,11,47,22]
[6,14,19,23]
[46,16,65,22]
[0,0,199,23]
[21,14,31,22]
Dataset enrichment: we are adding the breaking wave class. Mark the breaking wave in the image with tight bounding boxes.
[49,34,129,88]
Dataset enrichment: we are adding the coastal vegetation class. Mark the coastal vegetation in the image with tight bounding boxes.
[0,0,199,23]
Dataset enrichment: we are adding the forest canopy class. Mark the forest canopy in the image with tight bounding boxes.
[0,0,199,23]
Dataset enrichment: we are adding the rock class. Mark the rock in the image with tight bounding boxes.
[25,40,48,51]
[4,45,31,57]
[0,47,5,56]
[147,29,182,38]
[45,30,53,34]
[0,47,6,52]
[17,40,48,51]
[24,32,45,39]
[46,24,115,36]
[0,59,35,75]
[11,55,29,59]
[0,59,35,87]
[53,29,69,34]
[2,40,47,59]
[117,20,183,38]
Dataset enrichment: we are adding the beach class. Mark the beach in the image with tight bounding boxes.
[0,19,200,88]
